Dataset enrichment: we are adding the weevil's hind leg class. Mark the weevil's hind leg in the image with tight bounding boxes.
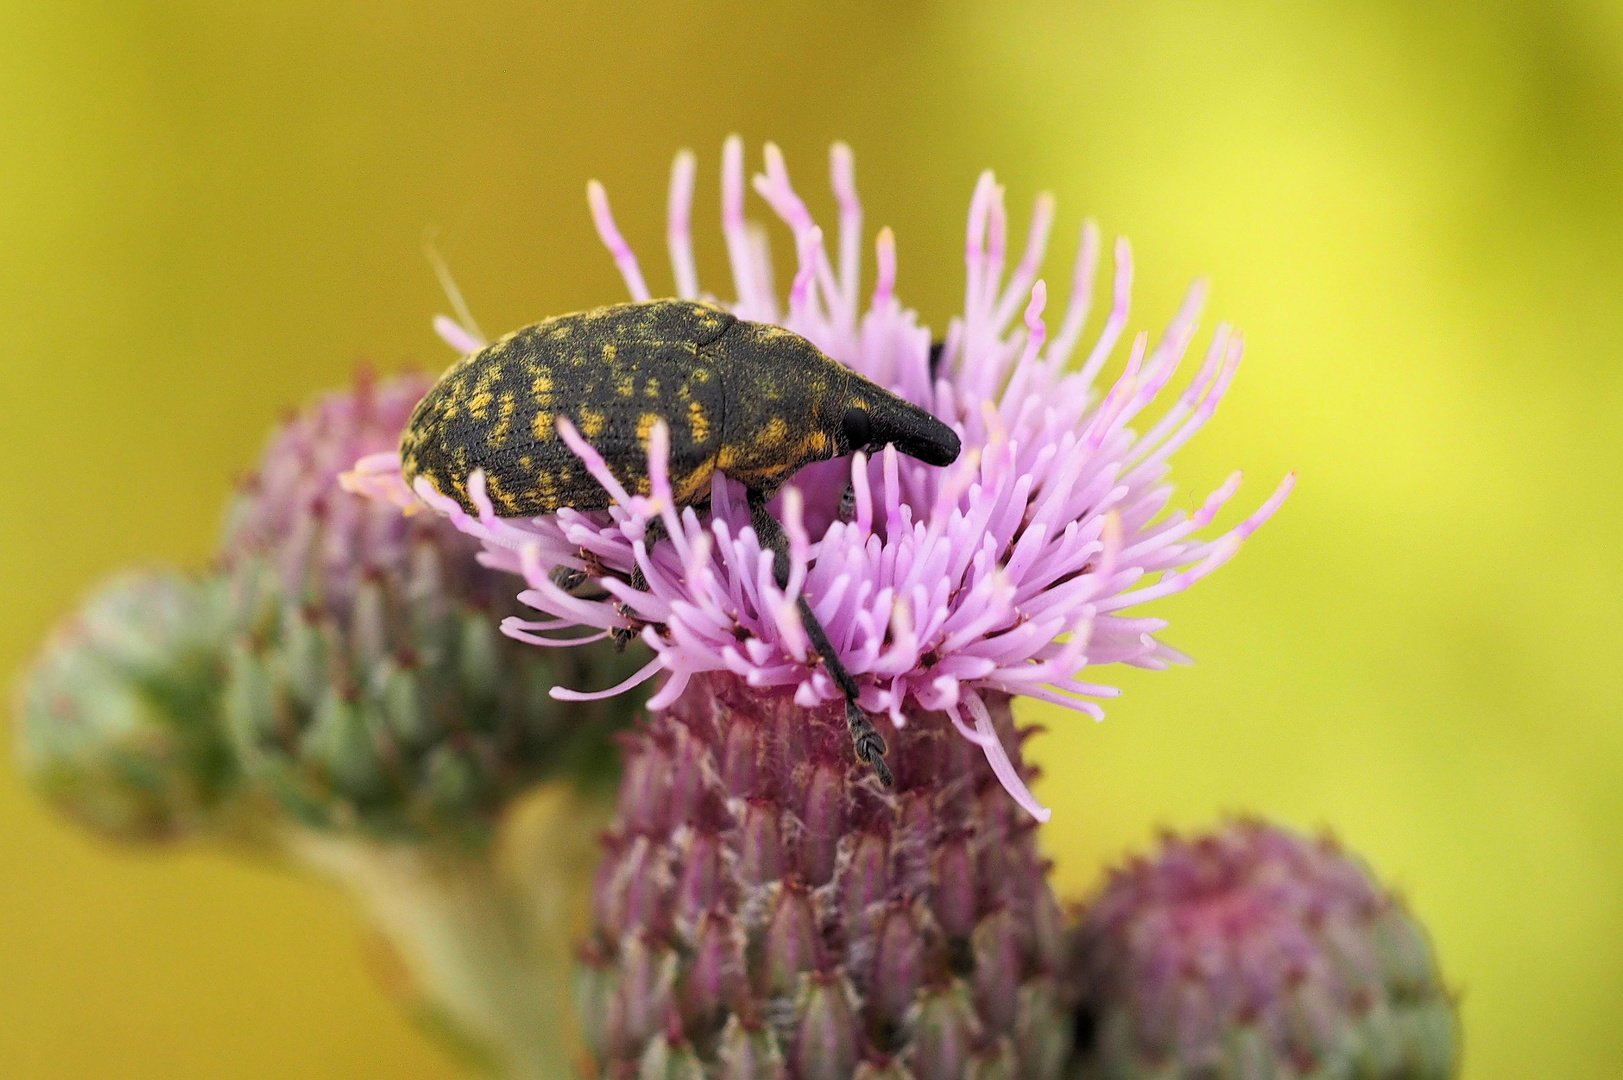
[748,489,893,786]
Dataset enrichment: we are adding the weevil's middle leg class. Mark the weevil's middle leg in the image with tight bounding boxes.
[610,517,669,650]
[626,516,668,595]
[748,489,893,786]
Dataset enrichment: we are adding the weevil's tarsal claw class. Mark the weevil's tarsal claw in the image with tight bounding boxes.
[610,600,642,651]
[846,698,893,786]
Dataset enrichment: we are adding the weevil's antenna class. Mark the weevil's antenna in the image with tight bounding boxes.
[422,228,486,343]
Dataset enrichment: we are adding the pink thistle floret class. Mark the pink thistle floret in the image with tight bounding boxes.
[345,138,1293,820]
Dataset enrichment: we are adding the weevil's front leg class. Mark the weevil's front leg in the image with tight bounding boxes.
[748,489,893,786]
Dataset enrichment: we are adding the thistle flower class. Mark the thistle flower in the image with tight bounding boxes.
[222,372,649,839]
[16,571,235,841]
[346,138,1292,821]
[576,675,1076,1080]
[1072,820,1458,1080]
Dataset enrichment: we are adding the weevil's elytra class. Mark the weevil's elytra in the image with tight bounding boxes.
[400,298,962,784]
[403,300,733,516]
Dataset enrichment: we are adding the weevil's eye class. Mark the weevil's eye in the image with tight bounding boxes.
[842,407,872,451]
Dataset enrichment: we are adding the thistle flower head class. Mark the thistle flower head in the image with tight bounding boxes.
[16,571,235,841]
[346,139,1293,819]
[223,373,648,839]
[1073,820,1458,1080]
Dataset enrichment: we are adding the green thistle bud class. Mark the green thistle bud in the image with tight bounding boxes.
[219,373,648,840]
[16,571,235,842]
[1071,819,1459,1080]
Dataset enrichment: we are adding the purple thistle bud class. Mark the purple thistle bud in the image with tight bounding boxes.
[347,137,1292,821]
[578,676,1075,1078]
[1072,820,1458,1080]
[220,374,649,837]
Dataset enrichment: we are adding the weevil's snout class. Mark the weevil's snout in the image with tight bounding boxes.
[901,415,962,466]
[854,398,961,467]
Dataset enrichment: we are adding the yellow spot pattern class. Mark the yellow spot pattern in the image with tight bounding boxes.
[688,400,711,444]
[578,407,606,438]
[637,412,660,449]
[758,416,789,447]
[488,391,516,447]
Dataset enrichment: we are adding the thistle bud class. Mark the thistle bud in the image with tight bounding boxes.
[578,674,1076,1078]
[1072,820,1459,1080]
[218,374,649,838]
[16,571,234,841]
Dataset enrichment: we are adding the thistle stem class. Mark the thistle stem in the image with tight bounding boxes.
[287,785,611,1080]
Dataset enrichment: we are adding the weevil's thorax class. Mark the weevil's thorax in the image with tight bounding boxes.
[706,319,850,497]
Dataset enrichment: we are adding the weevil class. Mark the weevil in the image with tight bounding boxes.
[400,298,961,785]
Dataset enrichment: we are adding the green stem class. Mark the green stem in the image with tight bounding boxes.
[286,784,610,1080]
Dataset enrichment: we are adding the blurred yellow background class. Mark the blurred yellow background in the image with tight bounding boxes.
[2,1,1618,1077]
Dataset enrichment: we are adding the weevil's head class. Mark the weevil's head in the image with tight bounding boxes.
[711,319,962,495]
[835,375,962,467]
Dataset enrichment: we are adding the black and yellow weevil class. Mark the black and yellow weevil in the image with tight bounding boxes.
[400,298,961,785]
